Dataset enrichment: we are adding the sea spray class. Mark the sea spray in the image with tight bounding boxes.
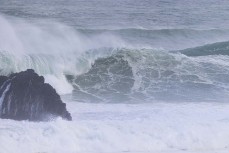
[0,14,129,94]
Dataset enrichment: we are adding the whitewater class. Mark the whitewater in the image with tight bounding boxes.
[1,102,229,153]
[1,0,229,152]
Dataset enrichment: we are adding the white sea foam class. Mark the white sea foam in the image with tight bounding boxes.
[44,74,73,95]
[1,101,229,153]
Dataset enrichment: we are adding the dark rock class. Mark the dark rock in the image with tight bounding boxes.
[0,76,7,87]
[0,69,72,121]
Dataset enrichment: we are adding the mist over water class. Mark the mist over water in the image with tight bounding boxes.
[0,14,129,94]
[1,0,229,153]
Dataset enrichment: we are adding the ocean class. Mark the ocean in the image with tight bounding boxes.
[1,0,229,152]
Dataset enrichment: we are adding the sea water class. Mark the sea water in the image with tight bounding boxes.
[1,0,229,152]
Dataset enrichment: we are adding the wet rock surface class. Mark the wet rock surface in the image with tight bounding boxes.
[0,69,72,121]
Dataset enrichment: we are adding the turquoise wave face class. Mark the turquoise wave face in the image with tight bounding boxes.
[178,41,229,56]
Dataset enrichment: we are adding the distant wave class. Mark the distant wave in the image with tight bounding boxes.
[77,28,229,50]
[177,41,229,56]
[78,28,229,35]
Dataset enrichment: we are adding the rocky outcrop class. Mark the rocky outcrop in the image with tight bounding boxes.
[0,69,72,121]
[0,76,7,87]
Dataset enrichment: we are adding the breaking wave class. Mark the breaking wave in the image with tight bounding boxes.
[1,14,229,102]
[68,48,229,102]
[1,47,229,102]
